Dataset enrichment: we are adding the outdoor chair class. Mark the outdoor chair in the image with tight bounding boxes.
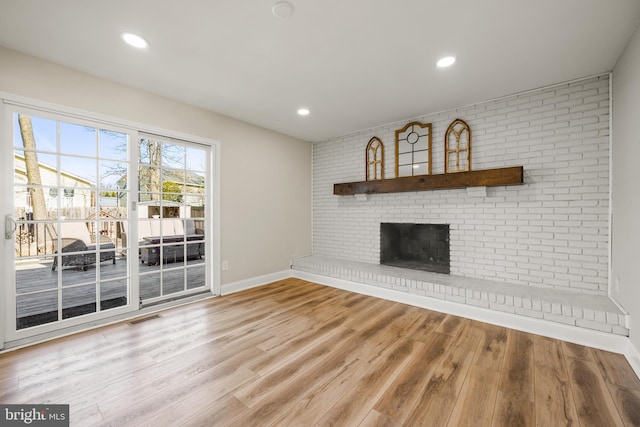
[52,222,116,271]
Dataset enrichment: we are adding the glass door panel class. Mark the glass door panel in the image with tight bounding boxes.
[11,112,131,335]
[138,134,208,304]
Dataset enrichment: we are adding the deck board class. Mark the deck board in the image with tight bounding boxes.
[14,256,205,321]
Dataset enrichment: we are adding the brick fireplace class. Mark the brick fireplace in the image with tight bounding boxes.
[311,74,610,296]
[295,74,627,336]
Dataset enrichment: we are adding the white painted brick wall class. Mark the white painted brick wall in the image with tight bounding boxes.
[313,75,610,294]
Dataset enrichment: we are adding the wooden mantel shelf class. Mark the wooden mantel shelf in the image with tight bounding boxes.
[333,166,524,196]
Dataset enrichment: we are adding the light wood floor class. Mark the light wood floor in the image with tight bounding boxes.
[1,278,639,426]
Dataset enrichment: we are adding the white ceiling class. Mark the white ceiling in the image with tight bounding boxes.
[1,0,639,142]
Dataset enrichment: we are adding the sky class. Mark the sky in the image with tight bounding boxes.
[13,113,206,190]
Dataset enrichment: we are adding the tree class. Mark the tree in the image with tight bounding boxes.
[140,139,162,200]
[18,114,53,253]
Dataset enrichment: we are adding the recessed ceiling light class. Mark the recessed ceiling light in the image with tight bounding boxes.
[297,108,310,116]
[121,32,148,49]
[272,1,295,19]
[436,56,456,68]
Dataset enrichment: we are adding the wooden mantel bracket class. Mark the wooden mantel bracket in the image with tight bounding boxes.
[333,166,524,196]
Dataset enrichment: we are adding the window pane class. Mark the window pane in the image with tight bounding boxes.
[398,164,413,177]
[162,268,185,295]
[14,151,59,186]
[99,160,127,189]
[14,114,57,152]
[17,290,58,330]
[99,130,127,161]
[57,188,94,220]
[60,122,96,157]
[60,156,96,187]
[139,139,160,166]
[101,279,128,311]
[187,265,206,289]
[62,284,97,319]
[398,152,413,166]
[16,259,57,293]
[162,143,185,169]
[140,272,161,299]
[186,146,206,172]
[138,166,161,193]
[414,150,429,164]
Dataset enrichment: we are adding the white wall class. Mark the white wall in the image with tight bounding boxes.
[612,23,640,351]
[0,46,312,285]
[314,76,610,294]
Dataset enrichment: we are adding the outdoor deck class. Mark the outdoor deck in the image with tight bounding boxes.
[14,255,206,329]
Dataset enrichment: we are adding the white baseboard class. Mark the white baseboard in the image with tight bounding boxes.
[221,270,292,295]
[292,270,629,355]
[626,339,640,380]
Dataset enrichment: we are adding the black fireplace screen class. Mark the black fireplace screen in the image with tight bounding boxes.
[380,223,450,274]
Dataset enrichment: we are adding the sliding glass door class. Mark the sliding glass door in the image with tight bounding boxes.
[2,104,217,343]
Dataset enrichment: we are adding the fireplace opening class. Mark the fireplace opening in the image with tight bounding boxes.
[380,223,450,274]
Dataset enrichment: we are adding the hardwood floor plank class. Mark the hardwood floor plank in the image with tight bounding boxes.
[255,313,319,352]
[0,279,637,427]
[228,328,389,426]
[246,315,348,376]
[316,339,424,427]
[407,309,448,343]
[607,384,640,426]
[472,322,508,371]
[135,368,257,427]
[492,329,535,427]
[233,327,354,408]
[533,335,579,427]
[561,340,595,362]
[343,297,392,331]
[445,364,501,427]
[437,313,466,336]
[353,303,423,359]
[268,358,367,426]
[358,409,401,427]
[174,395,248,427]
[97,357,261,425]
[373,331,452,423]
[402,321,482,427]
[565,358,625,427]
[69,404,103,426]
[592,348,640,391]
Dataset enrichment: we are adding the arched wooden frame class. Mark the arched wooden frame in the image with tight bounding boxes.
[365,137,384,181]
[395,121,432,177]
[444,119,472,173]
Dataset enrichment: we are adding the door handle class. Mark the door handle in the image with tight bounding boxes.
[5,214,16,240]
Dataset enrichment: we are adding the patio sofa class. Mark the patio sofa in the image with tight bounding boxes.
[136,218,204,265]
[52,222,116,271]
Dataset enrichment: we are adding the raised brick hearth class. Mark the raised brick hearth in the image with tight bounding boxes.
[292,255,628,336]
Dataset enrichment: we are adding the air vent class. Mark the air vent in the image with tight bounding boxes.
[128,314,161,325]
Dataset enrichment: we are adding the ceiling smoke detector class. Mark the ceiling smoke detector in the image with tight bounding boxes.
[272,1,294,19]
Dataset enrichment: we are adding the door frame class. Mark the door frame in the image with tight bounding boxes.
[0,93,221,349]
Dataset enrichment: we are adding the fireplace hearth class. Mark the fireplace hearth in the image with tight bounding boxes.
[380,223,450,274]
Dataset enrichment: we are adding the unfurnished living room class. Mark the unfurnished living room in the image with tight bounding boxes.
[1,1,640,426]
